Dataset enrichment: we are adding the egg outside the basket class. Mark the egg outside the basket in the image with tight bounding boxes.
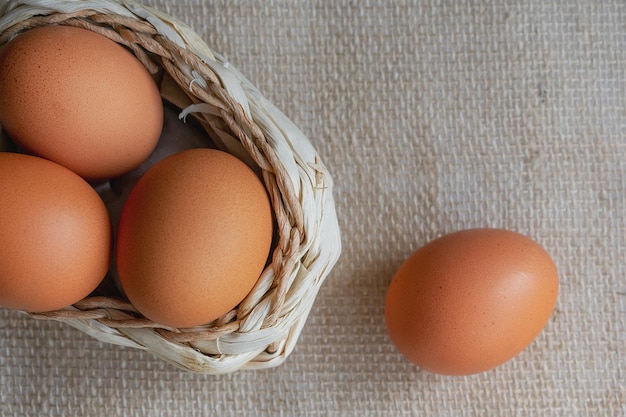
[0,0,341,374]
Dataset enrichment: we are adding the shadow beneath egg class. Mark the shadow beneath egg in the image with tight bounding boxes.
[0,129,16,152]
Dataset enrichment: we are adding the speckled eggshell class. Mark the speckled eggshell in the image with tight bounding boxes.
[0,25,163,180]
[0,152,112,312]
[116,148,273,328]
[385,228,559,376]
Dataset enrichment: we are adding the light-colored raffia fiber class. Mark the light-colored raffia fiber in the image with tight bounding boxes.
[0,0,341,374]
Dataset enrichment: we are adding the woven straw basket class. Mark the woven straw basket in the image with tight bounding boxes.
[0,0,341,373]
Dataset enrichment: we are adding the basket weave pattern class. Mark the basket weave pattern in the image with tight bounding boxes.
[0,0,341,374]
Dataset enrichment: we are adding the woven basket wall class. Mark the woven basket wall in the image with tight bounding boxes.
[0,0,341,374]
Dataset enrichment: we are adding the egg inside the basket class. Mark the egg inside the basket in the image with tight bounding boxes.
[115,147,274,329]
[0,152,111,312]
[0,25,164,180]
[89,98,274,329]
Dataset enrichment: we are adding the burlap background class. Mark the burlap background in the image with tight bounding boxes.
[1,1,625,415]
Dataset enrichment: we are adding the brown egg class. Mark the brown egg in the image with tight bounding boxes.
[116,148,273,328]
[0,25,163,180]
[385,228,559,376]
[0,153,111,312]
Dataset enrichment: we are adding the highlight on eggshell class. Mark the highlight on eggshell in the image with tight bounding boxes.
[384,228,559,376]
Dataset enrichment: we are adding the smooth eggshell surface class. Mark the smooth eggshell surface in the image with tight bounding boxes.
[384,228,559,376]
[116,148,273,328]
[0,153,112,312]
[0,25,163,180]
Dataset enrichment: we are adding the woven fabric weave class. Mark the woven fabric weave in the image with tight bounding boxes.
[1,0,625,415]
